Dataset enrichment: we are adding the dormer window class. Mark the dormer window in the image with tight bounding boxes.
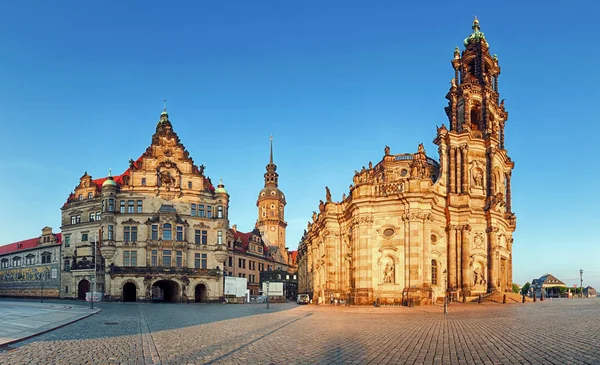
[87,192,93,199]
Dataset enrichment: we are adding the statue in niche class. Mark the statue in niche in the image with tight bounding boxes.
[472,168,484,187]
[473,267,486,286]
[383,262,395,284]
[325,186,332,202]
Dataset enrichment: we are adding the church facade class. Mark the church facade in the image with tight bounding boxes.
[297,19,516,306]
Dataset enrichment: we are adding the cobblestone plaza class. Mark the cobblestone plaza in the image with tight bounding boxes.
[1,299,599,364]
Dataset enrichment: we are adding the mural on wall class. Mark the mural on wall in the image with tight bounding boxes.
[0,265,57,283]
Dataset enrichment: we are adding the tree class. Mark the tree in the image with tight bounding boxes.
[521,282,531,296]
[512,283,520,293]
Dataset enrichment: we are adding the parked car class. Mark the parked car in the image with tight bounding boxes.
[297,294,310,305]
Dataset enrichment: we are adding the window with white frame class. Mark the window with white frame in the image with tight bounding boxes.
[41,252,52,264]
[25,254,35,265]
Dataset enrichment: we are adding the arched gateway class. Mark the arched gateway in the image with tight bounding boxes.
[123,282,137,302]
[194,284,207,303]
[152,280,180,303]
[78,279,90,300]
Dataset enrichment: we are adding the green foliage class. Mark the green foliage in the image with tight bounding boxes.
[512,283,520,293]
[521,282,531,295]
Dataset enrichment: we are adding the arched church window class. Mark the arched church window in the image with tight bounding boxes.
[431,260,438,285]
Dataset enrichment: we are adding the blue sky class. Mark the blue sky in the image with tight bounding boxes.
[1,1,599,290]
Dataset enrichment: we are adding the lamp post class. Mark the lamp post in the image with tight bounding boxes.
[580,269,583,298]
[266,280,270,309]
[91,232,98,309]
[443,269,448,314]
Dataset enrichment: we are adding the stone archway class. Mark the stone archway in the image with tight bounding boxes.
[123,282,137,302]
[194,284,208,303]
[78,279,90,300]
[152,280,180,303]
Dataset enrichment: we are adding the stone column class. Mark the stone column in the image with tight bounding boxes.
[422,215,432,287]
[456,148,462,194]
[449,147,456,194]
[447,226,457,290]
[506,172,512,213]
[461,225,471,293]
[404,216,411,288]
[461,146,469,194]
[488,150,496,195]
[487,227,499,292]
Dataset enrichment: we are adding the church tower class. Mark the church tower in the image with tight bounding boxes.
[434,17,516,295]
[256,137,288,264]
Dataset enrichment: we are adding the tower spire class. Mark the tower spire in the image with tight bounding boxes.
[270,135,273,164]
[264,136,278,188]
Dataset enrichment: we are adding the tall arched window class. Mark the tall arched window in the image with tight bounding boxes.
[431,260,438,285]
[163,223,172,240]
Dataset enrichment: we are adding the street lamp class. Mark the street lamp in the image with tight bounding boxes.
[443,269,448,314]
[266,280,270,309]
[91,232,98,309]
[580,269,583,298]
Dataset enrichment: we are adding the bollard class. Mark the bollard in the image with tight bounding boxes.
[533,293,536,302]
[478,294,482,304]
[540,294,544,302]
[462,294,466,303]
[503,294,506,304]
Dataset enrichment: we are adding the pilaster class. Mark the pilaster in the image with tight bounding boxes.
[487,226,499,292]
[461,225,471,293]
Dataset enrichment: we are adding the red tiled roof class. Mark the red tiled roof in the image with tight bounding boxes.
[289,250,298,264]
[232,230,252,251]
[0,233,62,255]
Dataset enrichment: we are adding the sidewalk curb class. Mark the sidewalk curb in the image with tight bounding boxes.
[0,308,102,349]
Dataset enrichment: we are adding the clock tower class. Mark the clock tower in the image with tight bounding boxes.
[256,136,288,264]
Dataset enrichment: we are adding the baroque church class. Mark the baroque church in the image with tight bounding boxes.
[297,19,516,305]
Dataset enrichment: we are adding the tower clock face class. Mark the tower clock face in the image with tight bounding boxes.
[270,226,276,231]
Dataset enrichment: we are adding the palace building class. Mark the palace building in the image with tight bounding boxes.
[297,19,517,306]
[60,109,230,302]
[0,227,62,298]
[0,109,297,302]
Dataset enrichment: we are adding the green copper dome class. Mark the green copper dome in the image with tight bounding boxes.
[215,178,227,194]
[102,169,117,187]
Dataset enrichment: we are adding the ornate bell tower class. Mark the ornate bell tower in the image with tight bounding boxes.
[256,137,288,264]
[435,17,516,295]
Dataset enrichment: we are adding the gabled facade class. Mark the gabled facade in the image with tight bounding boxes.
[60,108,229,302]
[297,19,517,306]
[224,226,285,295]
[0,227,62,298]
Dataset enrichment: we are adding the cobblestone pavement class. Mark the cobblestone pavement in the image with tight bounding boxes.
[1,298,599,364]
